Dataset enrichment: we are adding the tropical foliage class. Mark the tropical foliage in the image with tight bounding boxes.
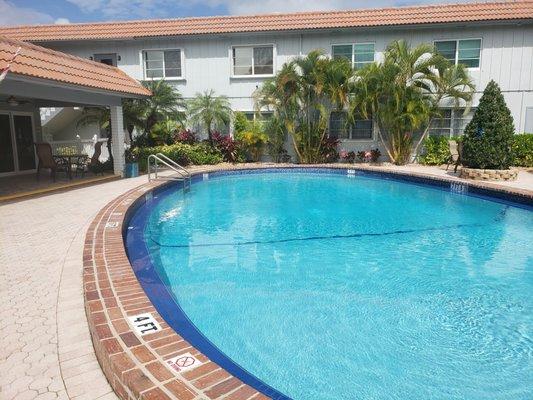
[254,50,353,163]
[187,90,233,144]
[512,133,533,167]
[233,112,268,161]
[419,136,451,165]
[352,40,475,165]
[133,142,223,170]
[462,80,515,169]
[137,80,186,136]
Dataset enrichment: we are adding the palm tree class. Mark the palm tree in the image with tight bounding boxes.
[352,40,474,165]
[411,62,475,156]
[187,90,233,144]
[254,50,352,163]
[137,80,186,135]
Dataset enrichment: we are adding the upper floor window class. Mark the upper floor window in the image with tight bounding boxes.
[435,39,481,68]
[232,45,274,77]
[329,111,373,140]
[332,43,374,70]
[143,49,182,79]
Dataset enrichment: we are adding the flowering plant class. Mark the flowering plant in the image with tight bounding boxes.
[340,150,356,163]
[357,148,381,163]
[174,129,198,145]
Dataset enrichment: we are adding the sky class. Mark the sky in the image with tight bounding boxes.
[2,0,476,26]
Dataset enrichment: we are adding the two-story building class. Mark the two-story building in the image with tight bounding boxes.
[1,0,532,171]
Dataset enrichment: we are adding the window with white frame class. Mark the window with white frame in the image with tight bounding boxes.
[143,49,182,79]
[434,39,481,68]
[332,43,375,70]
[329,111,373,140]
[429,108,476,137]
[232,45,274,76]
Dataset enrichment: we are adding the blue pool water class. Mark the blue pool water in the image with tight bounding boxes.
[128,171,533,400]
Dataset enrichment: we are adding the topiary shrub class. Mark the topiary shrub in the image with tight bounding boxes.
[419,136,451,165]
[512,134,533,167]
[461,80,515,169]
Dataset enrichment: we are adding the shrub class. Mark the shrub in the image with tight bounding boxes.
[462,80,515,169]
[512,133,533,167]
[174,129,198,145]
[233,112,250,135]
[235,120,268,162]
[321,137,340,163]
[419,136,451,165]
[357,149,381,163]
[211,131,244,163]
[133,142,223,171]
[150,119,181,146]
[340,150,356,163]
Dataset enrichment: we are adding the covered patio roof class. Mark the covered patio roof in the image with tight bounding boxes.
[0,36,151,177]
[0,35,150,106]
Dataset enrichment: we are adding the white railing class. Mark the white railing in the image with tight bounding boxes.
[49,138,109,162]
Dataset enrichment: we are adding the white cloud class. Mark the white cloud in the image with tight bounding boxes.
[196,0,461,15]
[55,17,71,25]
[65,0,463,20]
[0,0,55,25]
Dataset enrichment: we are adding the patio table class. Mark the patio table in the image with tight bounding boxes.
[53,154,88,180]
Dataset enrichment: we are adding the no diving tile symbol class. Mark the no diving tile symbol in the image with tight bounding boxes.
[166,352,202,374]
[128,313,162,336]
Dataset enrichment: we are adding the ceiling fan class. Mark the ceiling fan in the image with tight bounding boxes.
[1,96,32,107]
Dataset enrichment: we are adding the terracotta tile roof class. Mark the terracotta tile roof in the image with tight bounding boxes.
[0,1,531,42]
[0,36,150,96]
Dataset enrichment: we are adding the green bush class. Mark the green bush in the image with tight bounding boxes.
[512,133,533,167]
[419,136,451,165]
[462,80,515,169]
[133,142,223,171]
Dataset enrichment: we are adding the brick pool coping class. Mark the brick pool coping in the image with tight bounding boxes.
[83,164,532,400]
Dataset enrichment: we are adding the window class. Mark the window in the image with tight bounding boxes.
[435,39,481,68]
[332,43,374,70]
[143,50,182,79]
[232,45,274,76]
[329,111,373,140]
[429,108,475,137]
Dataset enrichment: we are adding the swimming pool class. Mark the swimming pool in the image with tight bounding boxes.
[126,169,533,400]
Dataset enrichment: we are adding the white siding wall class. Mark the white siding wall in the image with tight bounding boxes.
[46,23,533,146]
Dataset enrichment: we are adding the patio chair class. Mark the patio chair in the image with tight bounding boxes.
[446,140,462,173]
[34,142,68,182]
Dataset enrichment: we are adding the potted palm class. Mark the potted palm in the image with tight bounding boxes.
[124,147,138,178]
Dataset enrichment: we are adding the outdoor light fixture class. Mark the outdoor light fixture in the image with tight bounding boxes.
[7,96,19,106]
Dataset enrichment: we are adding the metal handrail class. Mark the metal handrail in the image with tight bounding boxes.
[156,153,191,180]
[147,154,191,191]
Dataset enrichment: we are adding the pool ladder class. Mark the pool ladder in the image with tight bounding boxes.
[147,153,191,192]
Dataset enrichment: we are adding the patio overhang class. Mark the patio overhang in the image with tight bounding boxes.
[0,35,151,177]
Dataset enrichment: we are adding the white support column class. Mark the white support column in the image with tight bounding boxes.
[110,105,125,176]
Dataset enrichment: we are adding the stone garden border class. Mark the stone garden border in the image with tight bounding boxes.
[83,164,532,400]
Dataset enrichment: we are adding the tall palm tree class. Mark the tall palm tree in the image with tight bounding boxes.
[411,61,475,156]
[352,40,474,165]
[187,90,233,144]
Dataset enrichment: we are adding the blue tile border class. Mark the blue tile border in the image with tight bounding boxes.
[122,166,532,400]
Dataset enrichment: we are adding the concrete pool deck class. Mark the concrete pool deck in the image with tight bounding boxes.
[1,163,532,400]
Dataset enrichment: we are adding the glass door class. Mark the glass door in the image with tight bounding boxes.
[0,113,15,173]
[13,115,36,171]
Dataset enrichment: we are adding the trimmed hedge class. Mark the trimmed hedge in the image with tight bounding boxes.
[133,142,223,171]
[512,133,533,167]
